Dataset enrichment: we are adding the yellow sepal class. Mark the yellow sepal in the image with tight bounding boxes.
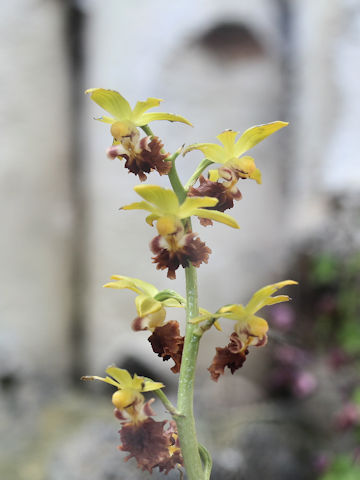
[234,121,289,157]
[193,208,240,229]
[103,275,159,297]
[135,294,163,317]
[86,88,192,128]
[183,142,224,163]
[138,112,193,127]
[134,185,179,214]
[208,169,220,182]
[124,185,240,229]
[86,88,132,120]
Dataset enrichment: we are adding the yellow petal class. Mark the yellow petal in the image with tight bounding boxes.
[265,295,292,305]
[80,375,120,389]
[214,320,222,331]
[95,116,115,124]
[162,298,184,308]
[178,196,218,218]
[208,169,220,182]
[131,374,147,391]
[193,208,240,229]
[106,367,133,388]
[86,88,132,120]
[183,142,225,163]
[134,185,179,214]
[246,280,298,314]
[131,98,163,122]
[190,308,214,324]
[219,304,246,320]
[104,275,159,297]
[103,281,142,293]
[121,201,156,213]
[135,294,162,317]
[137,112,193,127]
[145,213,160,226]
[216,130,238,155]
[141,379,165,392]
[234,121,288,157]
[251,168,262,184]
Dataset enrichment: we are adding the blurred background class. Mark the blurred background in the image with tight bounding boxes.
[1,0,360,478]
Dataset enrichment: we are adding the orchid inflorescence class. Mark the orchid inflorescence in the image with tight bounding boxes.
[82,88,297,479]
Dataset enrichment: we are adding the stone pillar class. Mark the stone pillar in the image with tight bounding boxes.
[288,0,342,235]
[0,1,73,380]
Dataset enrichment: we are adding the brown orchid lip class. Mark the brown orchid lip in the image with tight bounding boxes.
[208,332,249,381]
[119,135,170,181]
[150,232,211,279]
[188,175,242,227]
[148,321,184,373]
[118,416,183,473]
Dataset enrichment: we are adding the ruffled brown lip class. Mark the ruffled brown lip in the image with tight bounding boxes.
[188,175,242,226]
[119,417,183,473]
[208,332,249,381]
[148,321,184,373]
[150,232,211,279]
[108,136,170,181]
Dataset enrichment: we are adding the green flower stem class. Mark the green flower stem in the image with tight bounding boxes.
[175,262,205,480]
[153,388,181,418]
[194,316,219,337]
[184,158,213,191]
[168,160,187,204]
[140,124,154,138]
[143,122,207,478]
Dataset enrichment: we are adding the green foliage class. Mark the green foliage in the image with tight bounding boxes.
[310,253,339,285]
[309,251,360,355]
[320,455,360,480]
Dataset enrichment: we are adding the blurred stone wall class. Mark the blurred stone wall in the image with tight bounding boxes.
[2,0,359,407]
[0,1,72,381]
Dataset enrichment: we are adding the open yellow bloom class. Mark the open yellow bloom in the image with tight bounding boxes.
[104,275,184,330]
[194,280,297,351]
[184,122,288,184]
[122,184,240,230]
[86,88,192,129]
[86,88,192,181]
[81,366,163,416]
[122,185,240,278]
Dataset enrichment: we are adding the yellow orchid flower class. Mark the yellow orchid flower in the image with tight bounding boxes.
[184,122,288,184]
[122,184,240,230]
[86,88,192,128]
[193,280,297,350]
[86,88,192,181]
[121,185,239,279]
[81,366,163,414]
[104,275,184,330]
